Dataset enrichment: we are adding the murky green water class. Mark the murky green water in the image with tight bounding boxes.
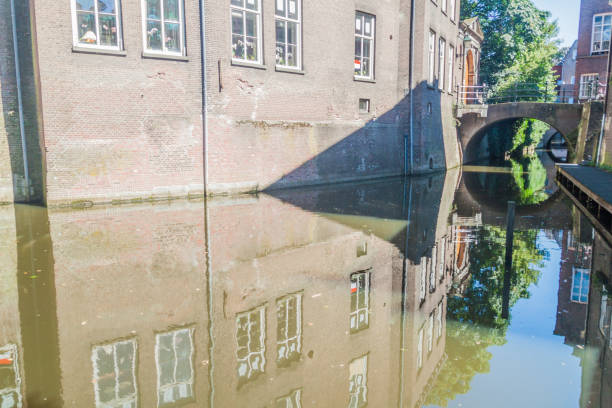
[1,158,611,407]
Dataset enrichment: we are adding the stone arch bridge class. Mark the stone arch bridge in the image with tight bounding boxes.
[457,102,601,164]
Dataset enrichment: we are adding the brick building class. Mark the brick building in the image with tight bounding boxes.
[574,0,612,102]
[1,0,477,205]
[557,41,578,103]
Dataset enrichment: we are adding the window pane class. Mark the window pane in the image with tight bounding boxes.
[276,43,286,65]
[287,21,297,45]
[98,14,118,46]
[245,0,258,11]
[287,0,298,19]
[287,44,297,67]
[97,0,116,14]
[276,20,286,43]
[245,12,257,37]
[175,331,192,382]
[232,34,246,59]
[363,38,371,59]
[246,36,258,61]
[355,37,362,58]
[275,0,286,17]
[231,0,244,6]
[158,334,174,386]
[364,16,373,36]
[164,0,180,21]
[76,0,95,11]
[355,16,362,35]
[147,0,161,19]
[165,22,181,52]
[77,12,97,44]
[147,20,163,50]
[232,10,244,35]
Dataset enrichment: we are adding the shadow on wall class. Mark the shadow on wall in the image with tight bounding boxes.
[263,81,453,191]
[1,1,44,204]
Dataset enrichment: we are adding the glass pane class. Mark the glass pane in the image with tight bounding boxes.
[245,12,257,37]
[355,37,362,58]
[77,12,97,44]
[98,14,118,46]
[362,58,370,78]
[287,21,297,45]
[276,19,286,43]
[364,16,372,36]
[355,15,362,35]
[232,34,246,60]
[246,37,258,61]
[146,0,161,19]
[97,0,116,14]
[275,0,286,17]
[595,16,602,25]
[287,44,297,67]
[76,0,95,11]
[164,0,180,21]
[276,42,286,65]
[606,15,612,25]
[288,0,298,19]
[147,20,162,50]
[245,0,258,11]
[95,347,114,376]
[231,0,244,6]
[165,22,181,52]
[98,377,116,403]
[232,10,244,35]
[363,38,371,59]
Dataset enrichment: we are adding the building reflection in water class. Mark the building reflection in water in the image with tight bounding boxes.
[2,166,612,407]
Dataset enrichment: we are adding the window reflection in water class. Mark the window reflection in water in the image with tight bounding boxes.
[0,345,21,408]
[92,339,137,408]
[348,355,367,408]
[156,328,194,407]
[236,306,266,385]
[277,293,302,366]
[276,388,302,408]
[350,272,370,333]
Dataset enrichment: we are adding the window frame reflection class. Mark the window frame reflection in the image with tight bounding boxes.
[155,327,195,407]
[277,292,303,366]
[0,344,22,408]
[350,271,371,333]
[236,305,266,385]
[91,338,138,408]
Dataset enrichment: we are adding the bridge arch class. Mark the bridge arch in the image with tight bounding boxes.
[458,103,583,164]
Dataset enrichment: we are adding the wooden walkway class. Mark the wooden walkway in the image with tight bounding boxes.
[556,164,612,244]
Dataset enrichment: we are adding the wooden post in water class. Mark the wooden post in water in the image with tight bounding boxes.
[501,201,516,320]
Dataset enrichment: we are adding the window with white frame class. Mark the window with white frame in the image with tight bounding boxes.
[426,313,434,353]
[579,74,599,99]
[275,0,301,69]
[277,389,302,408]
[350,272,370,333]
[236,306,266,384]
[599,291,608,335]
[438,238,446,280]
[428,31,436,85]
[436,302,443,339]
[420,259,427,303]
[448,46,455,93]
[571,267,590,303]
[143,0,185,55]
[156,328,194,407]
[417,325,424,370]
[348,355,368,408]
[429,254,437,293]
[0,345,22,408]
[355,12,375,80]
[231,0,262,63]
[592,13,612,54]
[277,293,302,365]
[72,0,122,49]
[441,0,447,14]
[449,0,456,21]
[92,339,138,408]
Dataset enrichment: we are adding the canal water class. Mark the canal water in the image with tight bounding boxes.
[1,154,611,407]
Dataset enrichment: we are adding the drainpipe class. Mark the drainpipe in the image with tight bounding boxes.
[10,0,30,201]
[199,0,208,195]
[407,0,415,175]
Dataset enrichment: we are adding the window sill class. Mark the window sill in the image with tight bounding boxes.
[72,46,127,56]
[231,60,267,70]
[275,66,305,75]
[354,77,376,84]
[142,52,189,61]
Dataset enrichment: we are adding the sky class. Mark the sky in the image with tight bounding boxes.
[532,0,581,47]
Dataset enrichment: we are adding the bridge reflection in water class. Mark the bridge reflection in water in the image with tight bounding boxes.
[0,164,611,407]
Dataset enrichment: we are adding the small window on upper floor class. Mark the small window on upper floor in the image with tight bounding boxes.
[72,0,123,50]
[275,0,302,70]
[592,13,612,55]
[359,99,370,114]
[143,0,186,56]
[355,12,375,80]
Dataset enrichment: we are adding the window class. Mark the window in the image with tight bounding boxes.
[72,0,122,49]
[436,302,443,339]
[599,291,608,335]
[156,328,194,407]
[419,258,427,303]
[429,255,437,293]
[449,0,456,21]
[448,46,454,93]
[438,238,446,280]
[571,75,575,85]
[277,389,302,408]
[350,272,370,332]
[359,99,370,114]
[92,339,138,408]
[441,0,447,14]
[579,74,599,99]
[0,345,22,408]
[426,313,434,353]
[236,306,266,384]
[355,12,375,80]
[592,13,612,54]
[277,293,302,365]
[143,0,185,55]
[571,267,590,303]
[231,0,262,63]
[348,355,368,408]
[428,31,436,85]
[275,0,301,69]
[416,326,424,370]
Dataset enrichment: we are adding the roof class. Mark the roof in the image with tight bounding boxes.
[460,17,484,42]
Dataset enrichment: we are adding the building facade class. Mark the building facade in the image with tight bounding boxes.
[558,40,578,103]
[575,0,612,102]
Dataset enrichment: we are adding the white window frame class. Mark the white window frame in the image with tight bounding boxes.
[591,13,612,55]
[354,12,376,80]
[275,0,302,70]
[236,305,266,382]
[417,325,424,370]
[71,0,123,50]
[579,73,599,99]
[348,355,368,408]
[449,0,456,21]
[155,328,194,407]
[427,313,434,353]
[92,339,138,408]
[438,38,445,90]
[350,271,371,332]
[277,389,302,407]
[231,0,263,64]
[0,344,22,408]
[436,302,443,339]
[428,31,436,85]
[571,267,590,304]
[448,46,455,93]
[277,293,302,363]
[441,0,447,14]
[141,0,186,56]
